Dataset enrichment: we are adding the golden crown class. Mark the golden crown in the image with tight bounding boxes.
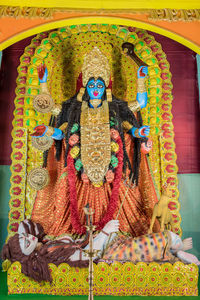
[82,47,111,87]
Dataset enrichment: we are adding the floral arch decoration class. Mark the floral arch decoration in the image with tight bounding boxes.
[8,24,180,239]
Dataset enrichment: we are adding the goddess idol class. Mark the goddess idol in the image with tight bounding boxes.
[31,47,159,236]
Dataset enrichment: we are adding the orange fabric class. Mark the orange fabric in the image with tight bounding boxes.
[31,134,159,237]
[1,13,200,50]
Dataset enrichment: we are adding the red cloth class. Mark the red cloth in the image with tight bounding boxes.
[0,33,199,173]
[151,33,200,173]
[0,36,34,165]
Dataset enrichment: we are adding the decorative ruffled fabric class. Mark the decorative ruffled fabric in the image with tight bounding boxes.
[32,133,159,237]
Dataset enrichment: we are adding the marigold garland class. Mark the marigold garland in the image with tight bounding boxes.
[96,135,123,230]
[67,151,85,234]
[67,133,124,234]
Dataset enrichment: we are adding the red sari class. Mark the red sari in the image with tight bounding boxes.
[31,133,159,237]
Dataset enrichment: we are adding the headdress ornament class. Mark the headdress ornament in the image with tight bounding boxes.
[82,47,110,87]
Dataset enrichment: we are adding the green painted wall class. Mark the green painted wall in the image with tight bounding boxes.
[0,166,200,269]
[179,174,200,259]
[0,166,11,260]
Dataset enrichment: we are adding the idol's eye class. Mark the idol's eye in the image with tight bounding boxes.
[88,84,94,88]
[97,84,104,88]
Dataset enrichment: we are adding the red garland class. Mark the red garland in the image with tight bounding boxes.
[96,135,123,230]
[67,152,86,234]
[67,135,123,234]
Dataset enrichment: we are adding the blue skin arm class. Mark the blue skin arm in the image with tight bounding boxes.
[35,65,64,140]
[130,67,149,137]
[86,78,150,138]
[136,66,148,109]
[34,77,104,138]
[51,128,65,140]
[38,65,48,83]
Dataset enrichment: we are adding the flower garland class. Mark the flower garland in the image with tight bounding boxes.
[96,134,123,230]
[67,150,85,234]
[67,133,124,234]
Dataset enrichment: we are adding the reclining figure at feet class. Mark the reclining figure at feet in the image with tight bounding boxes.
[2,219,199,283]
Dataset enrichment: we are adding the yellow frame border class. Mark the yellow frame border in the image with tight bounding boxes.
[7,261,199,296]
[0,16,200,53]
[3,0,200,9]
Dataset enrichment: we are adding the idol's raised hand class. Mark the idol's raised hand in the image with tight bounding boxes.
[138,125,150,137]
[37,63,48,83]
[136,66,148,109]
[31,125,64,140]
[131,126,150,138]
[137,66,148,78]
[31,125,47,137]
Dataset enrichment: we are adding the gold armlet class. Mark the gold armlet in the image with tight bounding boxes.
[128,101,141,113]
[45,126,54,137]
[122,121,133,132]
[40,82,49,94]
[51,104,61,117]
[59,122,68,131]
[137,77,147,94]
[106,89,112,102]
[77,88,85,102]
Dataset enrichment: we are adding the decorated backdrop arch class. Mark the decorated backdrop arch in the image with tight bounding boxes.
[7,24,180,239]
[0,16,200,54]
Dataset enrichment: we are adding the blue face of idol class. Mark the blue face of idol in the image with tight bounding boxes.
[86,79,105,100]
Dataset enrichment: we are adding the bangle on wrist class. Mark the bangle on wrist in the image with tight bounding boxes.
[45,126,54,137]
[122,121,133,131]
[40,82,49,93]
[134,128,141,138]
[137,78,146,93]
[128,101,141,113]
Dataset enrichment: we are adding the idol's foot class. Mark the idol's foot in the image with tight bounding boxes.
[177,250,200,265]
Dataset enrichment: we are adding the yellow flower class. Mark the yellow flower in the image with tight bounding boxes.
[111,141,119,153]
[70,146,80,158]
[2,259,11,272]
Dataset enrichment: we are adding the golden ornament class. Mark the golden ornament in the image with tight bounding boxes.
[31,136,53,151]
[70,146,80,158]
[82,47,111,87]
[106,88,112,102]
[93,181,103,188]
[45,126,54,137]
[77,88,85,102]
[2,259,11,272]
[90,99,102,108]
[111,141,119,153]
[33,93,54,113]
[28,168,49,190]
[122,121,133,132]
[80,101,111,184]
[59,122,68,132]
[51,104,62,116]
[134,128,140,138]
[128,101,141,113]
[137,77,147,93]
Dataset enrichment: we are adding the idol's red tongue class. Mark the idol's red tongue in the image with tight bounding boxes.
[93,91,98,97]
